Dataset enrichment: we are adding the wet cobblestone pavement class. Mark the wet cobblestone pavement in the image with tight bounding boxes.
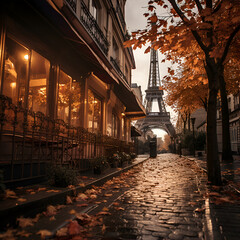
[89,154,207,240]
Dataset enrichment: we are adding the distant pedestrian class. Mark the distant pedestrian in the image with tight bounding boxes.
[178,140,182,157]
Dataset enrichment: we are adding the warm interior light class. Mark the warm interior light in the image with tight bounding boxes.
[10,82,16,88]
[121,112,125,116]
[24,54,29,60]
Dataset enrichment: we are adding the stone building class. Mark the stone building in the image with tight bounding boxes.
[0,0,145,185]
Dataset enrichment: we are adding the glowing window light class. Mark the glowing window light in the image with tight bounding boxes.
[10,82,16,88]
[24,54,29,60]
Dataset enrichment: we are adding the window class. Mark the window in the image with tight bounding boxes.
[71,80,81,127]
[112,113,118,137]
[121,117,125,139]
[28,51,50,114]
[2,37,30,107]
[112,37,119,61]
[88,89,102,133]
[89,0,98,20]
[57,70,71,123]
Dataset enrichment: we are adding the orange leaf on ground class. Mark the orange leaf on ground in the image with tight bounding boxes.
[17,217,34,228]
[56,227,68,237]
[77,203,88,207]
[112,202,119,206]
[104,193,112,197]
[44,205,57,216]
[37,230,52,238]
[5,189,17,199]
[69,209,76,215]
[17,198,27,202]
[66,196,73,204]
[37,187,47,192]
[97,211,111,216]
[68,220,82,235]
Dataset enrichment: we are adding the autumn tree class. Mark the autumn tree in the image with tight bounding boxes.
[125,0,240,185]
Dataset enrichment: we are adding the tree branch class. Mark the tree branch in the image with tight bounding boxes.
[167,0,208,52]
[193,0,203,13]
[220,25,240,65]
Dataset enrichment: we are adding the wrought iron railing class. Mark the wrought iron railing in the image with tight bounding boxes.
[110,57,127,82]
[66,0,77,12]
[80,1,109,55]
[0,95,134,185]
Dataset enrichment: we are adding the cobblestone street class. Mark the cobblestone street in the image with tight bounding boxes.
[89,154,207,240]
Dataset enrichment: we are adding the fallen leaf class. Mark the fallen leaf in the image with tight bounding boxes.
[17,217,34,228]
[115,207,124,211]
[112,202,119,206]
[104,193,112,197]
[16,230,32,237]
[78,183,85,187]
[37,187,47,192]
[102,207,109,211]
[68,220,82,235]
[102,224,106,233]
[56,227,68,237]
[66,196,73,204]
[69,209,76,215]
[46,189,60,193]
[0,229,16,239]
[5,189,17,199]
[77,193,88,201]
[49,216,56,221]
[97,211,111,215]
[37,230,52,238]
[17,198,27,202]
[44,205,57,216]
[77,203,88,207]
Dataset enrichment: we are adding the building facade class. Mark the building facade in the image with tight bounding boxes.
[0,0,145,185]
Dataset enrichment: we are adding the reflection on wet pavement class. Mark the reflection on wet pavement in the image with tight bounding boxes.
[90,154,206,240]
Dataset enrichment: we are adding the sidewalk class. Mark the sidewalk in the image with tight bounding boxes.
[0,155,149,231]
[188,154,240,240]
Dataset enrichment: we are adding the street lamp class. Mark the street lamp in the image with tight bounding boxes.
[191,117,196,157]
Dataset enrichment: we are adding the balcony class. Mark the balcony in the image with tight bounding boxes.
[66,0,76,12]
[80,1,109,55]
[65,0,109,55]
[110,57,127,82]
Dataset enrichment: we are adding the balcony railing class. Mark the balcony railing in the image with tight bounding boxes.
[80,1,109,55]
[66,0,76,12]
[116,1,126,31]
[110,57,127,82]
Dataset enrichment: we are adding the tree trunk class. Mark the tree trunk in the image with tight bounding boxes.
[205,61,222,185]
[219,65,233,162]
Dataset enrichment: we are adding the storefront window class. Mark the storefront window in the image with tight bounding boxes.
[71,80,81,127]
[28,51,50,114]
[88,89,102,133]
[57,70,71,123]
[112,113,118,137]
[2,37,29,107]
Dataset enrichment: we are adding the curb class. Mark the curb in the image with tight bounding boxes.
[0,157,149,230]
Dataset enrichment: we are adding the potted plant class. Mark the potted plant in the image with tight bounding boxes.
[130,152,137,160]
[108,153,121,168]
[91,156,109,174]
[119,152,131,166]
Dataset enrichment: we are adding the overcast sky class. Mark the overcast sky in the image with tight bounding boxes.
[125,0,177,137]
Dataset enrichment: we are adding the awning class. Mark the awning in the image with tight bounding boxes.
[131,126,142,137]
[113,81,146,119]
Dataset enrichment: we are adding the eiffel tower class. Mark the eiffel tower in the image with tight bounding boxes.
[135,48,175,137]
